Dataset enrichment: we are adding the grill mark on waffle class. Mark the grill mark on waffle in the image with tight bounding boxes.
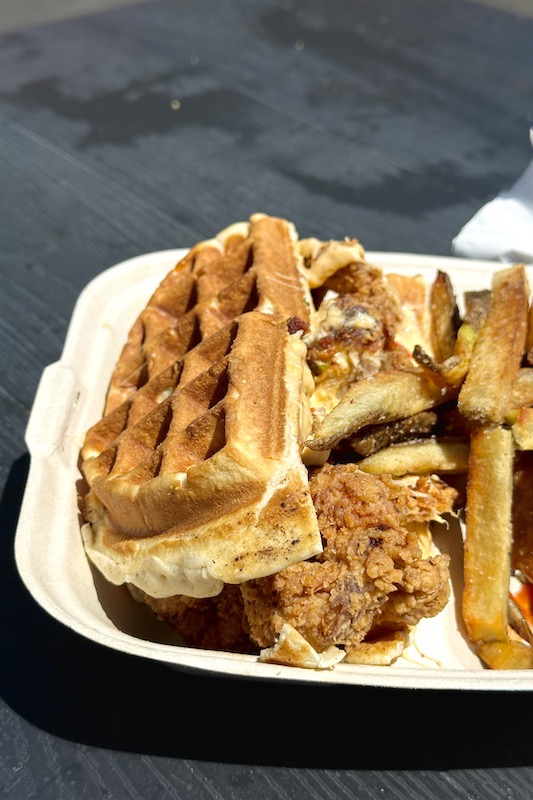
[104,216,308,416]
[81,362,184,462]
[81,258,323,589]
[83,323,241,466]
[162,404,227,474]
[110,397,174,477]
[81,217,324,580]
[90,351,232,483]
[85,310,295,521]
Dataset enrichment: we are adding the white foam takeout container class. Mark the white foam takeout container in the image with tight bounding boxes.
[14,249,533,690]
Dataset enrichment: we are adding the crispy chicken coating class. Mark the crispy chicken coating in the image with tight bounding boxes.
[241,464,455,654]
[143,584,255,653]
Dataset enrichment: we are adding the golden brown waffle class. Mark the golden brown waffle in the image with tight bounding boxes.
[80,215,322,599]
[103,213,311,415]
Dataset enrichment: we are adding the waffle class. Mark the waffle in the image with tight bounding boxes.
[80,214,322,599]
[103,213,312,415]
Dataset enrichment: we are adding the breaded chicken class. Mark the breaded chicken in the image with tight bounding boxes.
[241,464,455,655]
[305,268,416,419]
[143,584,255,653]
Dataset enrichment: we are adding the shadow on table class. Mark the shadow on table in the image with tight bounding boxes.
[1,454,532,771]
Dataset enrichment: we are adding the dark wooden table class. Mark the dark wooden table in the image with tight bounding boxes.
[1,0,532,797]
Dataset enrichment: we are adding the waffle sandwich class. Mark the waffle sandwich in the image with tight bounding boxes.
[80,214,323,598]
[79,213,462,670]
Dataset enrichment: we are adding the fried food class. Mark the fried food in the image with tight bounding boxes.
[429,269,460,362]
[462,425,515,643]
[458,264,529,424]
[307,369,453,451]
[79,214,533,672]
[241,464,455,657]
[81,216,323,599]
[512,451,533,583]
[357,438,469,476]
[346,410,438,457]
[143,584,253,652]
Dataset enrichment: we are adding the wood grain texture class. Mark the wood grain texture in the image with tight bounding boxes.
[1,0,533,798]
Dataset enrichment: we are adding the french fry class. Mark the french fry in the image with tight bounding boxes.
[463,289,491,331]
[477,640,533,670]
[348,410,438,456]
[430,270,460,362]
[507,597,533,646]
[527,295,533,365]
[358,438,469,476]
[438,322,478,387]
[412,322,478,389]
[509,368,533,410]
[462,425,514,643]
[512,451,533,583]
[458,265,529,423]
[510,407,533,449]
[307,369,453,451]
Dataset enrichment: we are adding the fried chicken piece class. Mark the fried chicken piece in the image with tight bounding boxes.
[143,584,255,653]
[305,291,414,418]
[241,464,454,654]
[313,259,403,334]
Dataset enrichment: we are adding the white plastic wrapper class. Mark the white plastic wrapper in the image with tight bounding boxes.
[452,129,533,264]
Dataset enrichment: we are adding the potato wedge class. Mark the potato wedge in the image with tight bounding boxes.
[458,265,529,424]
[462,425,514,643]
[358,438,469,476]
[307,369,452,451]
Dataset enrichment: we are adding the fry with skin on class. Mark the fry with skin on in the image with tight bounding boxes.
[458,265,529,424]
[462,425,514,644]
[527,294,533,365]
[510,407,533,450]
[307,369,453,451]
[430,270,460,362]
[412,322,478,388]
[512,451,533,583]
[347,410,438,456]
[477,640,533,670]
[509,368,533,410]
[358,438,469,476]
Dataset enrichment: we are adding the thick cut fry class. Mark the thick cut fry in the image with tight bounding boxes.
[307,370,451,451]
[430,270,460,362]
[462,425,514,643]
[509,368,533,410]
[511,408,533,449]
[477,640,533,670]
[463,290,491,331]
[512,451,533,583]
[358,438,469,476]
[507,597,533,646]
[527,297,533,365]
[458,265,529,424]
[348,411,438,456]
